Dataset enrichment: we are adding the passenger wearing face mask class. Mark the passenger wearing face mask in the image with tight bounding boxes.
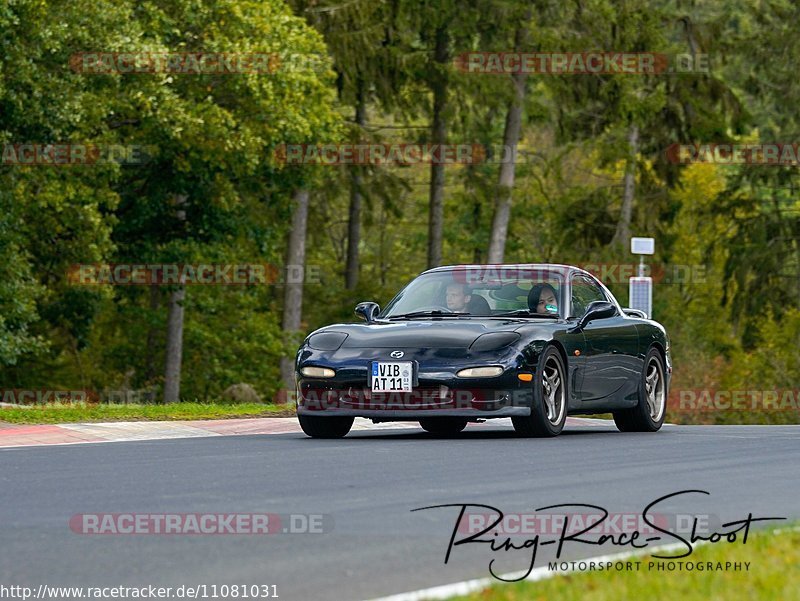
[527,283,559,315]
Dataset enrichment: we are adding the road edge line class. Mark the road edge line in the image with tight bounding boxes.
[364,525,800,601]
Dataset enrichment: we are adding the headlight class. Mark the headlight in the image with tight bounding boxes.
[307,331,348,351]
[457,366,504,378]
[469,332,521,352]
[301,366,336,378]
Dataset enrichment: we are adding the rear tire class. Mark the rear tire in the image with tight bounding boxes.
[613,347,666,432]
[512,346,568,438]
[298,415,354,438]
[419,417,468,436]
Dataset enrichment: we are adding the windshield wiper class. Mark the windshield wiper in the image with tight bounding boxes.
[493,309,559,318]
[386,310,467,320]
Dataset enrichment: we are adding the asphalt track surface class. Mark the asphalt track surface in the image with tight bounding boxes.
[1,422,799,600]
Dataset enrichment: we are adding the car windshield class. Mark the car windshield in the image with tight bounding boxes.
[381,267,564,319]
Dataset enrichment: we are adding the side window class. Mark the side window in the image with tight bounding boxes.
[570,275,607,318]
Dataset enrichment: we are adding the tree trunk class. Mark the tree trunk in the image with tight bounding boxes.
[163,194,187,404]
[280,189,310,390]
[345,87,366,290]
[427,25,449,269]
[163,287,185,403]
[487,74,527,263]
[612,123,639,247]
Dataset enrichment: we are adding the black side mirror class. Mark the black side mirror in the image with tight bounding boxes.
[355,302,380,323]
[571,300,616,332]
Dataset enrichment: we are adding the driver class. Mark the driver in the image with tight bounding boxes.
[445,283,472,313]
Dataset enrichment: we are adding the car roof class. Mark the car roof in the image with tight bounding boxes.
[422,263,594,279]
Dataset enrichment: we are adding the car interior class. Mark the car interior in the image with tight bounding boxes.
[456,281,563,316]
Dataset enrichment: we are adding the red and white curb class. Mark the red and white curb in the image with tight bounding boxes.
[0,416,615,449]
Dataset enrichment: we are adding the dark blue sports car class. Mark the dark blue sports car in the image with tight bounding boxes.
[294,264,671,438]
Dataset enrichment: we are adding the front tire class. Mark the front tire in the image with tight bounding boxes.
[419,417,468,436]
[512,346,568,437]
[613,347,666,432]
[298,414,354,438]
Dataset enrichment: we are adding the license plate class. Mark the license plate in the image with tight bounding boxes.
[371,361,413,392]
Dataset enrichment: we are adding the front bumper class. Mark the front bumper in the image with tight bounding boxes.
[296,344,537,420]
[297,406,531,419]
[297,379,534,419]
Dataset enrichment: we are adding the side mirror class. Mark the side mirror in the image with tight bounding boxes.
[571,300,616,332]
[355,302,380,323]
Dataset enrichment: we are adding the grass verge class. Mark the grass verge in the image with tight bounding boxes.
[0,402,296,424]
[452,527,799,601]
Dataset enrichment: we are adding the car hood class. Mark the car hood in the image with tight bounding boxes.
[310,318,556,349]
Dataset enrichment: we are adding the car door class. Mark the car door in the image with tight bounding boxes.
[570,274,639,403]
